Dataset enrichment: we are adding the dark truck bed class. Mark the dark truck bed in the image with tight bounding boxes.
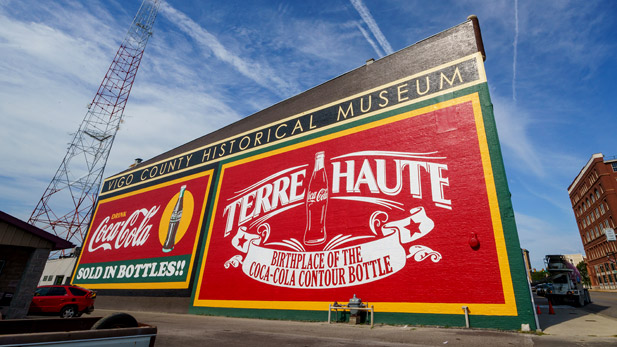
[0,315,156,346]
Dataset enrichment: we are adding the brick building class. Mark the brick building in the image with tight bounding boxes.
[568,153,617,289]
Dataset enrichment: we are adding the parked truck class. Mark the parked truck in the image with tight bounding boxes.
[544,254,591,307]
[0,313,156,346]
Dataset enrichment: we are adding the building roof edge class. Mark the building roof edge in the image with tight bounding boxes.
[0,210,75,250]
[567,153,604,194]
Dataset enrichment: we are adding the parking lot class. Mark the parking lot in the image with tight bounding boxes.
[89,301,617,346]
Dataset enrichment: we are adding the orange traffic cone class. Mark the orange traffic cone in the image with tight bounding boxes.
[548,300,555,315]
[536,305,541,314]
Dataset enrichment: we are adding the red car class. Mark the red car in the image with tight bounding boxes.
[29,285,96,318]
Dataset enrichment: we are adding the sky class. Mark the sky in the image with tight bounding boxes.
[0,0,616,270]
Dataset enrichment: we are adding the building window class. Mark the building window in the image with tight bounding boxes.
[612,162,617,172]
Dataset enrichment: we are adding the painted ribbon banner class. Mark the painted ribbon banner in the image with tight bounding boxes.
[196,95,510,307]
[226,207,439,289]
[73,171,212,288]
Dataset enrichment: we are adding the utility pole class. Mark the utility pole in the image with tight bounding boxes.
[29,0,161,252]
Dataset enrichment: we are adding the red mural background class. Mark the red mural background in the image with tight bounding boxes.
[197,100,505,304]
[78,173,212,265]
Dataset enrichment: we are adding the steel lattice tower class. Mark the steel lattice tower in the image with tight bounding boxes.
[29,0,161,249]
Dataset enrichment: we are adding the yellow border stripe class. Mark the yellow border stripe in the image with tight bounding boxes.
[193,94,517,316]
[72,170,213,289]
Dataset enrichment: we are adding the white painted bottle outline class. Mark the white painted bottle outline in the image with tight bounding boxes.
[304,152,328,245]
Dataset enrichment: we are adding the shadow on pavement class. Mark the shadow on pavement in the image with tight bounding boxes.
[533,294,609,330]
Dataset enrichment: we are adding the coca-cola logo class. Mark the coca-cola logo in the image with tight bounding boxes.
[307,188,328,203]
[88,206,160,252]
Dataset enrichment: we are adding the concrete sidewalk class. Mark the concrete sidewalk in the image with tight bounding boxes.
[95,308,617,346]
[536,303,617,339]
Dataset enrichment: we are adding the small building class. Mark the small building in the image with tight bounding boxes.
[38,256,79,287]
[567,153,617,289]
[0,211,74,319]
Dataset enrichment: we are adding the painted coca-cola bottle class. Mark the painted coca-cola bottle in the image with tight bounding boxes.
[163,185,186,253]
[304,152,328,245]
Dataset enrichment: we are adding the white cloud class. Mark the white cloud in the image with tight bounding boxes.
[0,12,111,183]
[159,2,298,97]
[491,95,544,177]
[515,211,584,269]
[354,21,383,58]
[512,0,518,102]
[349,0,393,57]
[105,84,242,174]
[0,1,244,221]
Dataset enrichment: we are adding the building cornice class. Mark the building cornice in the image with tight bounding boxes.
[568,153,604,195]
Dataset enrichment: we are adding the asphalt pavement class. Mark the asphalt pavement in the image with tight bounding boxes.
[581,290,617,318]
[92,293,617,347]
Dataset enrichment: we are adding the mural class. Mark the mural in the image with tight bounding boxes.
[72,171,213,289]
[71,19,537,328]
[194,94,516,315]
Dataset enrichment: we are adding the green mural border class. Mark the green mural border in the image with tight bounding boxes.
[188,83,536,330]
